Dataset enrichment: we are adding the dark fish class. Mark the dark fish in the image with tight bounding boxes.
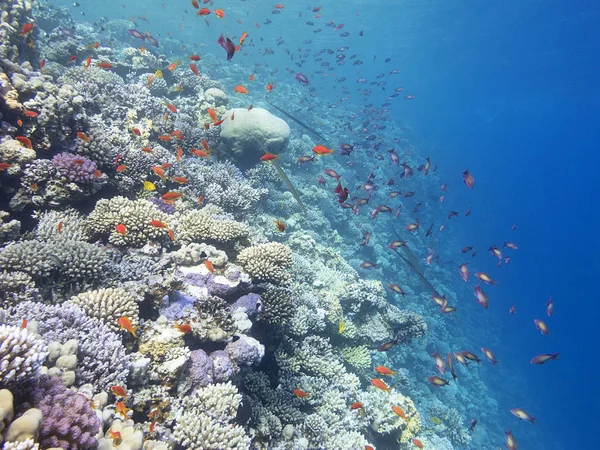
[218,34,236,60]
[334,182,349,203]
[144,32,159,47]
[377,338,398,352]
[128,29,145,40]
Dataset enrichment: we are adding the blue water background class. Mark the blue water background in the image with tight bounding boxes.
[53,0,599,447]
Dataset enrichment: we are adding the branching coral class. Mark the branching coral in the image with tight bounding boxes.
[173,382,251,450]
[237,242,292,285]
[68,287,138,333]
[86,196,170,247]
[174,208,249,247]
[0,326,47,388]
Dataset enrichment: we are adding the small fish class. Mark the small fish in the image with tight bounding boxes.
[546,295,554,316]
[115,401,130,419]
[150,220,168,228]
[274,219,286,232]
[370,378,391,392]
[297,155,315,163]
[39,59,46,70]
[427,376,449,387]
[505,430,518,450]
[387,283,405,296]
[197,7,211,16]
[115,224,127,235]
[161,192,183,202]
[23,110,39,118]
[350,402,364,410]
[57,221,64,233]
[165,103,177,113]
[481,348,499,365]
[293,389,309,398]
[190,63,200,76]
[171,177,188,184]
[266,82,274,92]
[117,317,137,337]
[509,305,517,314]
[77,131,90,141]
[468,419,477,432]
[474,272,498,285]
[430,416,443,425]
[473,285,489,309]
[260,153,279,161]
[191,149,210,157]
[375,366,396,376]
[510,408,536,424]
[152,166,167,179]
[115,165,127,172]
[534,319,550,335]
[189,54,201,61]
[214,8,225,18]
[143,181,156,191]
[323,169,340,179]
[174,322,192,334]
[96,62,112,70]
[462,169,475,189]
[110,385,127,398]
[338,321,345,334]
[15,136,33,148]
[312,144,334,155]
[168,229,176,241]
[204,259,215,273]
[459,263,469,282]
[392,405,407,421]
[234,85,248,94]
[432,351,446,374]
[360,261,378,269]
[530,353,559,365]
[411,438,423,449]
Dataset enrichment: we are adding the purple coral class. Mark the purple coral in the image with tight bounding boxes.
[187,349,214,389]
[51,152,97,182]
[25,375,101,449]
[210,350,237,382]
[147,197,175,214]
[232,293,263,317]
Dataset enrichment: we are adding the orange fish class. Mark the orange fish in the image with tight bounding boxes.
[350,402,364,410]
[167,63,178,71]
[150,220,168,228]
[214,8,225,18]
[168,229,176,241]
[165,103,177,113]
[94,170,102,178]
[21,318,28,329]
[190,63,199,76]
[365,447,374,450]
[160,163,173,169]
[171,177,188,184]
[392,406,407,421]
[204,259,215,273]
[57,221,63,233]
[131,127,141,136]
[274,220,286,232]
[116,165,127,172]
[197,195,204,205]
[39,59,46,71]
[197,7,211,16]
[191,149,210,157]
[231,112,235,120]
[117,317,137,337]
[110,385,127,398]
[312,144,334,155]
[234,85,248,94]
[412,438,423,449]
[260,153,278,161]
[115,223,127,235]
[274,3,284,9]
[140,46,146,53]
[87,41,100,49]
[249,74,255,81]
[23,110,39,118]
[19,23,34,37]
[84,57,91,68]
[293,389,309,398]
[77,131,90,142]
[239,31,248,45]
[30,183,38,191]
[15,136,33,148]
[96,62,112,70]
[375,366,396,376]
[174,322,192,334]
[16,119,23,126]
[0,163,12,171]
[115,401,130,419]
[176,147,183,163]
[147,74,154,86]
[213,118,225,126]
[189,54,201,61]
[266,83,274,92]
[161,191,183,201]
[141,147,153,153]
[370,378,391,392]
[201,139,210,152]
[207,108,218,122]
[72,159,85,165]
[158,135,172,142]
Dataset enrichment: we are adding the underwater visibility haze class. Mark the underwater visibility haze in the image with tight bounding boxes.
[0,0,597,449]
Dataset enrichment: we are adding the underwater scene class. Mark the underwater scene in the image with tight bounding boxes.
[0,0,597,449]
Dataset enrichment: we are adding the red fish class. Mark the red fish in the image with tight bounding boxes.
[77,131,90,142]
[115,224,127,235]
[115,165,127,172]
[197,8,211,16]
[110,385,128,398]
[162,192,183,202]
[174,322,192,334]
[165,103,177,113]
[168,229,175,241]
[204,259,215,273]
[234,85,248,94]
[312,144,334,155]
[191,149,210,157]
[260,153,278,161]
[412,438,423,449]
[207,108,218,123]
[150,220,168,228]
[274,220,286,232]
[15,136,33,148]
[190,63,199,76]
[293,389,309,398]
[115,401,130,419]
[266,82,274,92]
[117,317,137,337]
[189,54,201,61]
[375,366,396,376]
[39,59,46,71]
[370,378,391,392]
[350,402,364,410]
[96,62,112,70]
[530,353,559,365]
[171,177,188,184]
[19,23,34,36]
[214,8,225,18]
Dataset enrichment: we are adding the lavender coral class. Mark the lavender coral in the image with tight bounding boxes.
[51,152,97,183]
[23,375,101,450]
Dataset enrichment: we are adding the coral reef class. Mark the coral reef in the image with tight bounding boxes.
[68,288,138,333]
[237,242,292,285]
[0,326,47,388]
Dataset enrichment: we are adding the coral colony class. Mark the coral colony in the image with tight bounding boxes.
[0,1,547,450]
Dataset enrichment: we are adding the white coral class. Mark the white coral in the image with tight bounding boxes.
[0,326,47,386]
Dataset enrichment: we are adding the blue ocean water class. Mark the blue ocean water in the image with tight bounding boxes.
[3,0,598,448]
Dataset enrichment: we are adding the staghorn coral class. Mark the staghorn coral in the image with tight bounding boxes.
[0,326,47,388]
[257,283,295,326]
[21,375,101,450]
[173,381,250,450]
[276,336,346,380]
[0,241,54,279]
[51,239,109,283]
[237,242,292,285]
[32,208,88,242]
[68,288,138,333]
[86,196,170,247]
[175,208,249,246]
[3,302,130,390]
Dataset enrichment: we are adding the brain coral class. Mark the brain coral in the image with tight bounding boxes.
[68,288,139,333]
[0,326,47,388]
[237,242,292,285]
[85,196,170,247]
